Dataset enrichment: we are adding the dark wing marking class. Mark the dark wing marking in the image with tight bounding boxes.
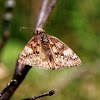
[48,35,82,69]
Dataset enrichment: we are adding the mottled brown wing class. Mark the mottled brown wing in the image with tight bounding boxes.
[18,35,41,67]
[18,35,53,69]
[48,35,82,69]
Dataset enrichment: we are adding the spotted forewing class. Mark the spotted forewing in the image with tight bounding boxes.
[18,28,82,70]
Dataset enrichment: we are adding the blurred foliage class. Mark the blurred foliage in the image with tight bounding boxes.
[0,0,100,100]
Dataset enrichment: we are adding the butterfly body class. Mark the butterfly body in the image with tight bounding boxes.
[18,28,82,70]
[39,33,55,69]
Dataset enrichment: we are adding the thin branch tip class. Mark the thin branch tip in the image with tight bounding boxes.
[22,90,55,100]
[49,90,55,96]
[36,0,57,28]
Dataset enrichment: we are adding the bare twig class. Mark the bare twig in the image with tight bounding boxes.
[36,0,49,28]
[36,0,57,28]
[0,60,32,100]
[0,0,15,55]
[22,90,55,100]
[0,80,17,99]
[40,0,57,28]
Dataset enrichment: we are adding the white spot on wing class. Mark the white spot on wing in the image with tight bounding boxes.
[61,56,64,58]
[63,48,73,56]
[52,46,57,53]
[72,54,77,59]
[21,51,26,56]
[43,62,45,65]
[24,46,33,54]
[55,55,57,57]
[65,57,68,60]
[56,42,63,48]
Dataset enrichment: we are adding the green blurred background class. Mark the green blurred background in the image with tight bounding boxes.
[0,0,100,100]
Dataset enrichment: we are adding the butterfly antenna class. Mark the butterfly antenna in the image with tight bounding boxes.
[20,27,34,32]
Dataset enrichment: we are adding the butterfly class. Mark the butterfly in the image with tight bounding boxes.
[18,28,82,70]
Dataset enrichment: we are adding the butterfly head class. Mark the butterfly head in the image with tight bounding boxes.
[35,28,45,35]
